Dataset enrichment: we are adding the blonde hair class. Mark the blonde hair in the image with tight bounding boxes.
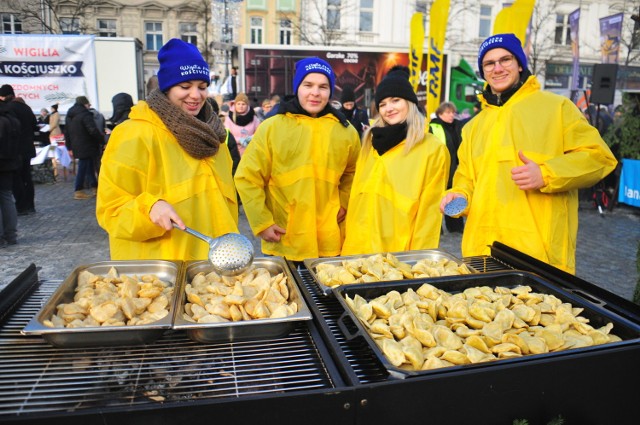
[361,101,425,157]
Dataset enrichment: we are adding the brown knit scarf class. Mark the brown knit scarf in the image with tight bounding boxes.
[146,88,226,159]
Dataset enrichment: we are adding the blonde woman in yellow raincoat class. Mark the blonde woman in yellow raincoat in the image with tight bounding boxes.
[342,70,450,255]
[234,58,360,261]
[96,39,238,260]
[440,34,617,273]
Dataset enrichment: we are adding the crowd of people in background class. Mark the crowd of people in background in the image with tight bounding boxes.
[0,33,621,278]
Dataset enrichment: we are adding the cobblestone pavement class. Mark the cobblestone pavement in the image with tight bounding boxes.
[1,176,639,301]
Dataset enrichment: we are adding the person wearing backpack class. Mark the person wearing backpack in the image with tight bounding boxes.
[0,84,38,216]
[0,102,21,247]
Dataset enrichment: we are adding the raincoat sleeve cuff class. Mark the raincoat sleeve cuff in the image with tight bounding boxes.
[538,165,552,192]
[140,192,163,216]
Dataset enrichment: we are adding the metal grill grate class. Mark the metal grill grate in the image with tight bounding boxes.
[463,255,514,273]
[0,281,335,417]
[296,270,389,384]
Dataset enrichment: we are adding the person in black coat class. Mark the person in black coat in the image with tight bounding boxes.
[67,96,103,199]
[0,85,38,215]
[339,86,369,139]
[429,101,464,233]
[0,102,21,246]
[108,92,134,130]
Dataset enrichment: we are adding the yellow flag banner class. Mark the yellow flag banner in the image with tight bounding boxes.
[409,13,425,92]
[493,0,535,45]
[427,0,450,120]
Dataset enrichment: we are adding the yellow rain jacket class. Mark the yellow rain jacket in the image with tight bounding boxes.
[96,101,239,260]
[451,76,617,273]
[342,134,450,255]
[234,112,360,261]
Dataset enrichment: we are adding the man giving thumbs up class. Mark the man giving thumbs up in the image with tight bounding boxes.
[439,33,616,273]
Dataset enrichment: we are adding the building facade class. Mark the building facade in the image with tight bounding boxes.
[1,0,639,97]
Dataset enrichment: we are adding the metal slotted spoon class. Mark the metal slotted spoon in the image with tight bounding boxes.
[173,224,254,276]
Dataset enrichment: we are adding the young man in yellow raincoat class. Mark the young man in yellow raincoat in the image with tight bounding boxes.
[234,57,360,261]
[440,34,617,273]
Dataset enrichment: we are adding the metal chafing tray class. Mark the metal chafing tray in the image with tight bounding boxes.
[173,257,313,343]
[333,270,640,379]
[21,260,182,348]
[304,249,476,296]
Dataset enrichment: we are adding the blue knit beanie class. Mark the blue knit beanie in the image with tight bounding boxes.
[477,33,527,79]
[293,57,335,96]
[157,39,210,92]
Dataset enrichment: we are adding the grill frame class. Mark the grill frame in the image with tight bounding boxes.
[2,244,640,425]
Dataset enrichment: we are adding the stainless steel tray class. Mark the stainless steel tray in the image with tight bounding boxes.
[22,260,182,347]
[173,257,313,343]
[304,249,476,295]
[333,271,640,379]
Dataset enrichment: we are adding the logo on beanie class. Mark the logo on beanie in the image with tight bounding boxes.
[304,62,332,76]
[479,35,503,52]
[179,64,209,78]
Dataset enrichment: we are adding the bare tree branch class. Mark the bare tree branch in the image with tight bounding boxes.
[278,0,357,46]
[7,0,105,34]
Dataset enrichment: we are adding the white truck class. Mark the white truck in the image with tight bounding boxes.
[0,34,144,119]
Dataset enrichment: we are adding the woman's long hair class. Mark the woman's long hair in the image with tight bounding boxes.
[361,100,425,157]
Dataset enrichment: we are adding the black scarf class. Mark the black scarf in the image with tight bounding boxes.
[277,97,350,127]
[482,69,532,106]
[233,107,256,127]
[371,122,408,155]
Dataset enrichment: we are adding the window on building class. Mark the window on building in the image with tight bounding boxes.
[1,13,22,34]
[222,26,234,43]
[279,19,292,45]
[327,0,341,30]
[555,14,571,46]
[250,16,263,44]
[180,22,198,45]
[479,5,492,38]
[247,0,266,9]
[276,0,295,11]
[97,19,117,37]
[359,0,373,32]
[60,17,80,34]
[145,22,163,51]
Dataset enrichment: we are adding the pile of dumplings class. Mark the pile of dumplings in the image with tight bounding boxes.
[183,266,298,323]
[315,253,472,288]
[44,267,173,328]
[344,283,621,372]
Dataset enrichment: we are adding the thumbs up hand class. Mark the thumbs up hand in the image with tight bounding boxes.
[511,150,544,190]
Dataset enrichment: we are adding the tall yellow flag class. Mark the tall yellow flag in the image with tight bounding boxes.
[409,13,425,91]
[493,0,536,45]
[426,0,450,120]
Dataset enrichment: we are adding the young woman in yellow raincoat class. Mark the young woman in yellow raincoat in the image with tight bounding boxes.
[440,34,617,273]
[96,39,238,260]
[234,57,361,261]
[341,70,450,255]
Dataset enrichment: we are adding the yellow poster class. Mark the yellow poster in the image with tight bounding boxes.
[409,12,425,92]
[493,0,535,45]
[427,0,450,120]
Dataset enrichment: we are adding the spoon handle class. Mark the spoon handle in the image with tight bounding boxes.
[172,223,216,245]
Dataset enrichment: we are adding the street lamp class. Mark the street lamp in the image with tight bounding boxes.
[211,0,243,78]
